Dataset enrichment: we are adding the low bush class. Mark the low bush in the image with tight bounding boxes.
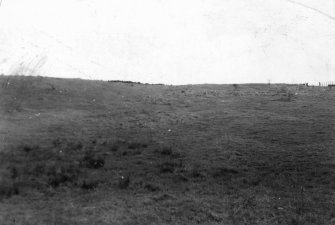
[189,167,205,179]
[47,163,80,187]
[144,183,161,192]
[8,166,18,179]
[80,179,99,191]
[118,175,130,189]
[160,147,173,156]
[276,86,296,101]
[158,146,182,159]
[110,143,120,152]
[66,141,83,152]
[0,168,20,199]
[81,151,105,169]
[21,144,40,154]
[159,161,182,173]
[212,167,239,181]
[0,181,19,199]
[128,142,147,150]
[52,138,64,147]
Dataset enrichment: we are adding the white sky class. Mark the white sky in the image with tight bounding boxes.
[0,0,335,84]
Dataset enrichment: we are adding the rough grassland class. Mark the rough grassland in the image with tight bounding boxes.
[0,75,334,225]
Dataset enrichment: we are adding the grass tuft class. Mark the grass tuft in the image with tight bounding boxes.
[81,151,105,169]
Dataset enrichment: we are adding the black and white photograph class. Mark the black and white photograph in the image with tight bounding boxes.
[0,0,334,224]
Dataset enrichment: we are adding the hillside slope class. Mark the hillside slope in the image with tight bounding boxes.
[0,76,334,225]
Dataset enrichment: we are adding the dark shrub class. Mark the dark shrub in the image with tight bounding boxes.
[212,167,239,181]
[9,166,18,179]
[159,162,177,173]
[33,163,46,176]
[66,141,83,152]
[173,174,189,182]
[128,142,142,149]
[110,144,119,152]
[52,138,64,147]
[160,147,173,156]
[190,168,204,178]
[91,157,105,168]
[81,151,105,169]
[0,182,19,199]
[81,180,99,190]
[48,174,69,187]
[47,164,80,187]
[122,149,142,156]
[21,145,40,154]
[144,183,160,192]
[141,143,148,148]
[118,175,130,189]
[159,147,182,159]
[53,138,83,151]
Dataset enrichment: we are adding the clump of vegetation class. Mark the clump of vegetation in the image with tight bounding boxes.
[157,146,182,159]
[122,149,142,156]
[108,80,142,84]
[0,181,19,199]
[155,147,185,175]
[212,167,239,181]
[286,90,295,101]
[21,144,40,154]
[144,183,161,192]
[0,142,96,196]
[81,150,105,169]
[8,166,18,179]
[47,163,81,188]
[128,142,148,150]
[160,162,175,173]
[0,169,20,199]
[52,138,83,153]
[118,175,130,189]
[66,141,83,152]
[19,144,57,161]
[160,147,174,156]
[4,76,34,112]
[110,143,120,152]
[276,86,296,101]
[159,161,183,174]
[80,179,100,191]
[52,138,64,148]
[189,167,205,179]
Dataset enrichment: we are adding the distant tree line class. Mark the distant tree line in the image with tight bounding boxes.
[107,80,164,85]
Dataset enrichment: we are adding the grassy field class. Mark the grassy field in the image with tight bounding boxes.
[0,75,334,225]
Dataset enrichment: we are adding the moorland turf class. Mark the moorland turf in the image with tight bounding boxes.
[0,75,334,224]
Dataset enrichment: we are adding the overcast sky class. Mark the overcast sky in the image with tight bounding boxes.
[0,0,335,84]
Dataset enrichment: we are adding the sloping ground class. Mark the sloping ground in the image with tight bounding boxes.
[0,75,334,225]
